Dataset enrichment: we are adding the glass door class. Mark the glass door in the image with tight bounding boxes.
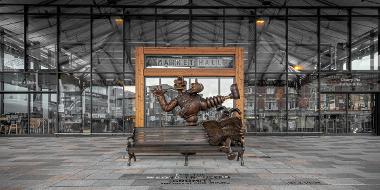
[321,93,374,134]
[348,94,373,134]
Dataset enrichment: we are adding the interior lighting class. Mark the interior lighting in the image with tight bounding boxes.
[115,18,124,26]
[293,65,303,71]
[256,18,265,25]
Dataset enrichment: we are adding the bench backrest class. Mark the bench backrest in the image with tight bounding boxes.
[133,127,209,145]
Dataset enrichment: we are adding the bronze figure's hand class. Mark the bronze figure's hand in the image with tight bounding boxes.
[152,85,166,97]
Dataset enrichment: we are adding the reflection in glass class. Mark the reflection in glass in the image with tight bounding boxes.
[320,17,348,71]
[59,73,90,133]
[27,15,57,71]
[255,74,286,132]
[0,15,24,71]
[92,17,123,72]
[288,17,317,72]
[288,74,319,132]
[320,73,380,92]
[30,93,57,134]
[351,17,378,70]
[256,18,286,73]
[348,94,373,133]
[2,94,28,134]
[60,16,90,72]
[321,94,347,133]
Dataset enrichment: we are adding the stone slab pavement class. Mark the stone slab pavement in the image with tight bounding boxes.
[0,136,380,189]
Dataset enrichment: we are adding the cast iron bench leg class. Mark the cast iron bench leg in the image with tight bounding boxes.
[127,153,135,166]
[239,150,245,166]
[184,154,189,166]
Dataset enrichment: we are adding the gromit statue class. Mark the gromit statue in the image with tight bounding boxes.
[152,76,240,126]
[202,107,246,161]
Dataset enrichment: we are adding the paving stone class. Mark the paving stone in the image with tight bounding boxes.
[0,136,380,189]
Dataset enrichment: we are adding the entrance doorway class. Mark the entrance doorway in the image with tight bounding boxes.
[135,47,244,128]
[321,93,375,134]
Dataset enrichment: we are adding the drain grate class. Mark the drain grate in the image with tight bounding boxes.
[285,178,325,185]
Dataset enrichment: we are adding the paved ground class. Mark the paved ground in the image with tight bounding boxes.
[0,136,380,190]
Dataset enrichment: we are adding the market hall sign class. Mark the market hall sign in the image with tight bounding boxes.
[145,55,234,68]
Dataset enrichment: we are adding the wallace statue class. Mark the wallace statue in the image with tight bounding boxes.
[152,76,240,126]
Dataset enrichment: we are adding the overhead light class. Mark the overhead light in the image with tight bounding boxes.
[293,65,303,71]
[115,18,123,26]
[256,18,265,25]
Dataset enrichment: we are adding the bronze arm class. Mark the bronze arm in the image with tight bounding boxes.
[156,95,178,112]
[152,85,178,112]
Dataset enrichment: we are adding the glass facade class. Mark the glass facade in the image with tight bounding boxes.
[0,5,379,135]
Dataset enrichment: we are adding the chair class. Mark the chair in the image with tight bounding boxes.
[8,116,22,134]
[0,123,7,134]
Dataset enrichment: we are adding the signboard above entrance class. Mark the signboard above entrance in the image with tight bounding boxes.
[145,55,234,68]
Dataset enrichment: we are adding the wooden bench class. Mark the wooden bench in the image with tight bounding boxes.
[126,126,245,166]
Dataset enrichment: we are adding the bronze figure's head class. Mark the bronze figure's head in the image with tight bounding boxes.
[174,76,187,91]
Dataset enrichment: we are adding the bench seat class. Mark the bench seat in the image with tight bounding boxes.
[126,126,245,166]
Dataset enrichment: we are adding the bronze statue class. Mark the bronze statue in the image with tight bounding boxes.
[202,107,246,161]
[152,76,240,126]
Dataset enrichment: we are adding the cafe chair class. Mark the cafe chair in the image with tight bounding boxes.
[8,118,22,134]
[0,124,7,134]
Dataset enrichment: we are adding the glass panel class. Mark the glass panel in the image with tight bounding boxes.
[288,9,317,15]
[321,9,347,15]
[124,85,135,132]
[156,20,188,46]
[321,94,347,133]
[0,15,24,71]
[288,74,319,132]
[220,78,234,108]
[225,20,248,45]
[191,19,223,46]
[320,17,349,71]
[1,93,28,135]
[352,9,378,16]
[93,7,123,14]
[30,93,57,134]
[60,15,90,72]
[197,77,219,121]
[91,73,124,133]
[1,73,28,91]
[257,9,285,16]
[92,17,123,72]
[0,73,57,92]
[27,15,57,71]
[348,94,373,134]
[28,6,56,14]
[321,73,380,93]
[145,77,161,127]
[59,73,90,133]
[256,73,286,132]
[0,6,23,14]
[145,77,185,127]
[129,19,155,47]
[351,17,378,70]
[244,85,255,132]
[256,18,286,72]
[61,7,90,14]
[288,17,318,72]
